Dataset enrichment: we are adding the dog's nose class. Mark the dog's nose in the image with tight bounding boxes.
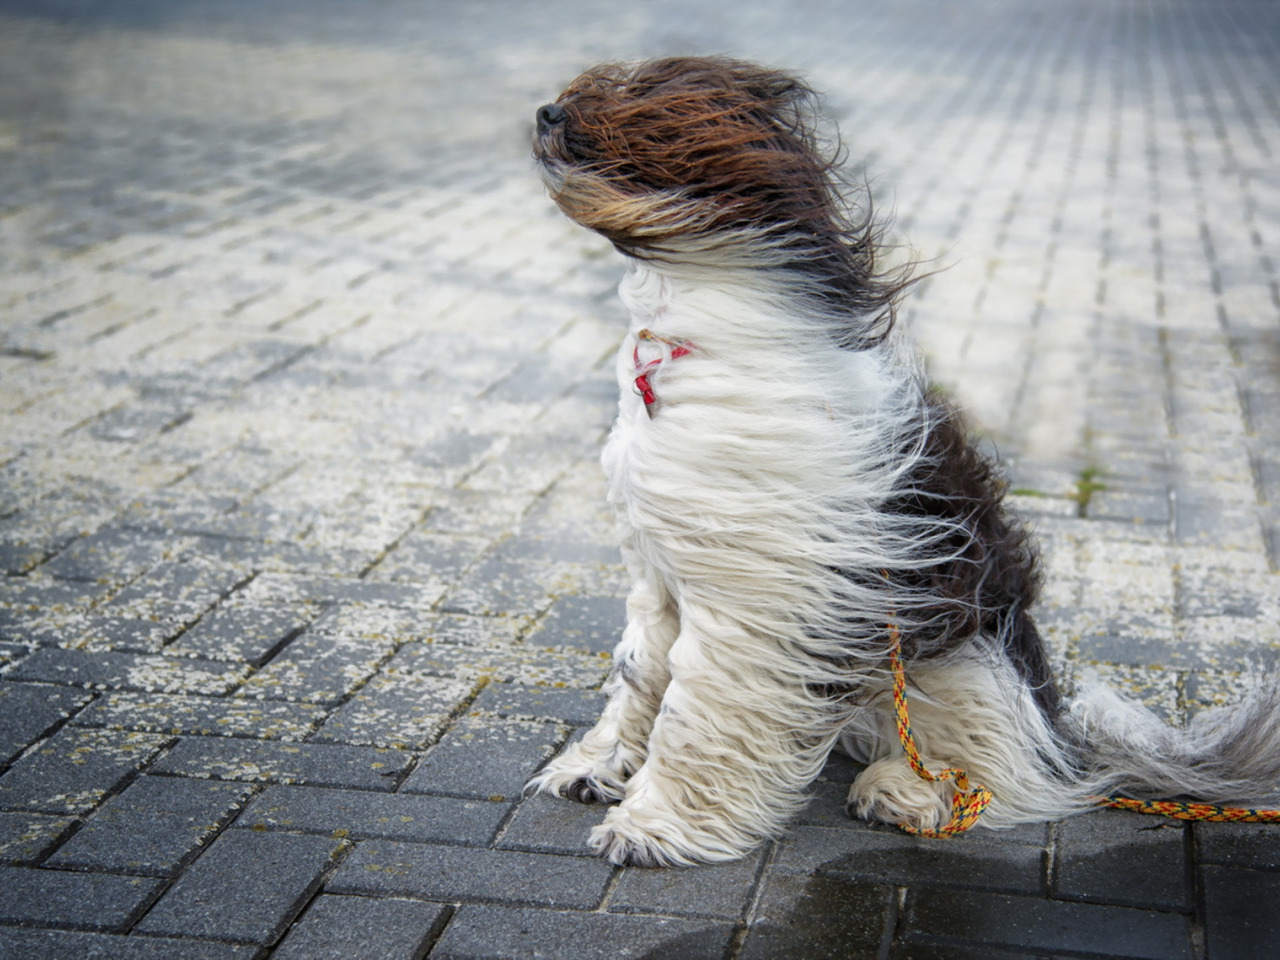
[536,103,567,134]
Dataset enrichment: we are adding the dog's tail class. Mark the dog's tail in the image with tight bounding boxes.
[1064,676,1280,808]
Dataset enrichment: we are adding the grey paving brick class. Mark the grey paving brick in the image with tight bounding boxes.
[47,775,254,876]
[402,714,566,801]
[239,783,508,845]
[1051,809,1189,912]
[168,604,315,665]
[329,840,613,909]
[69,616,187,654]
[887,944,1064,960]
[468,681,607,725]
[0,928,262,960]
[1201,865,1280,960]
[312,672,473,749]
[237,631,395,705]
[8,648,250,695]
[0,577,104,619]
[494,793,605,856]
[431,905,733,960]
[103,556,252,623]
[0,682,92,766]
[150,736,412,791]
[774,823,1047,894]
[740,872,896,960]
[366,530,489,585]
[611,847,765,920]
[273,894,447,960]
[235,574,441,610]
[442,557,555,617]
[136,829,344,945]
[73,690,326,740]
[528,595,627,655]
[0,811,75,864]
[0,727,169,815]
[902,888,1191,959]
[390,638,611,690]
[0,864,165,932]
[1196,820,1280,871]
[39,528,175,585]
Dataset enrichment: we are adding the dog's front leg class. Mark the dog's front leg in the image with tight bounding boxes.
[525,579,680,802]
[589,604,832,865]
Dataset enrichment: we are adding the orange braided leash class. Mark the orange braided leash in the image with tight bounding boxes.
[888,625,1280,833]
[1100,796,1280,822]
[888,627,993,837]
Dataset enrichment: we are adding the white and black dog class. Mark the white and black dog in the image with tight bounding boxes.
[525,56,1280,866]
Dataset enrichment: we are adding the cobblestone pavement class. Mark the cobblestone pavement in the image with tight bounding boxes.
[1,0,1278,957]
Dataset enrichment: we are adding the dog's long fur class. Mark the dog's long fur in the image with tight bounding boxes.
[525,57,1280,866]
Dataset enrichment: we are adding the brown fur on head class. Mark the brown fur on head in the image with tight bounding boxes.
[533,56,912,348]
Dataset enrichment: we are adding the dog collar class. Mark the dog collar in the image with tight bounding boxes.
[632,328,694,419]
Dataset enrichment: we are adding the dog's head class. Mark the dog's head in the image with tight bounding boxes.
[533,57,841,258]
[533,57,913,348]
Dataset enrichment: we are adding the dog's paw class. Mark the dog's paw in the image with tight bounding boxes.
[525,742,629,804]
[846,755,954,833]
[589,805,705,866]
[588,796,755,866]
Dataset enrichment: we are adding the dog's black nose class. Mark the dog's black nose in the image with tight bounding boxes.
[536,103,567,134]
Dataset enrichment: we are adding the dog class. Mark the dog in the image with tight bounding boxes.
[525,56,1280,866]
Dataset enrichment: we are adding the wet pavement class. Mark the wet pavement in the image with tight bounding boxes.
[1,1,1279,956]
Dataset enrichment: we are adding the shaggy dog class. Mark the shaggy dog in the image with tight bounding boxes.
[525,56,1280,866]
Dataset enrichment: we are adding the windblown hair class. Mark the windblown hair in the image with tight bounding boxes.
[527,57,1280,867]
[539,57,910,348]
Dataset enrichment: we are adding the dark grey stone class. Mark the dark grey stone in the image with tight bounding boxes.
[149,736,413,791]
[902,888,1191,959]
[390,637,611,690]
[7,648,250,695]
[402,714,565,801]
[1196,820,1280,870]
[329,840,613,909]
[0,864,165,931]
[1051,809,1189,911]
[441,558,554,617]
[368,530,489,584]
[740,872,895,959]
[312,673,472,749]
[774,823,1047,894]
[103,556,251,623]
[239,784,508,845]
[0,727,169,814]
[169,604,314,665]
[47,775,254,875]
[273,894,448,960]
[430,904,733,960]
[0,577,104,616]
[237,632,394,704]
[73,691,326,741]
[0,682,92,765]
[0,928,262,960]
[68,616,186,654]
[495,793,605,856]
[529,595,627,655]
[888,944,1064,960]
[469,681,607,725]
[1201,865,1280,960]
[136,829,344,945]
[40,528,173,585]
[611,848,765,920]
[0,811,75,864]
